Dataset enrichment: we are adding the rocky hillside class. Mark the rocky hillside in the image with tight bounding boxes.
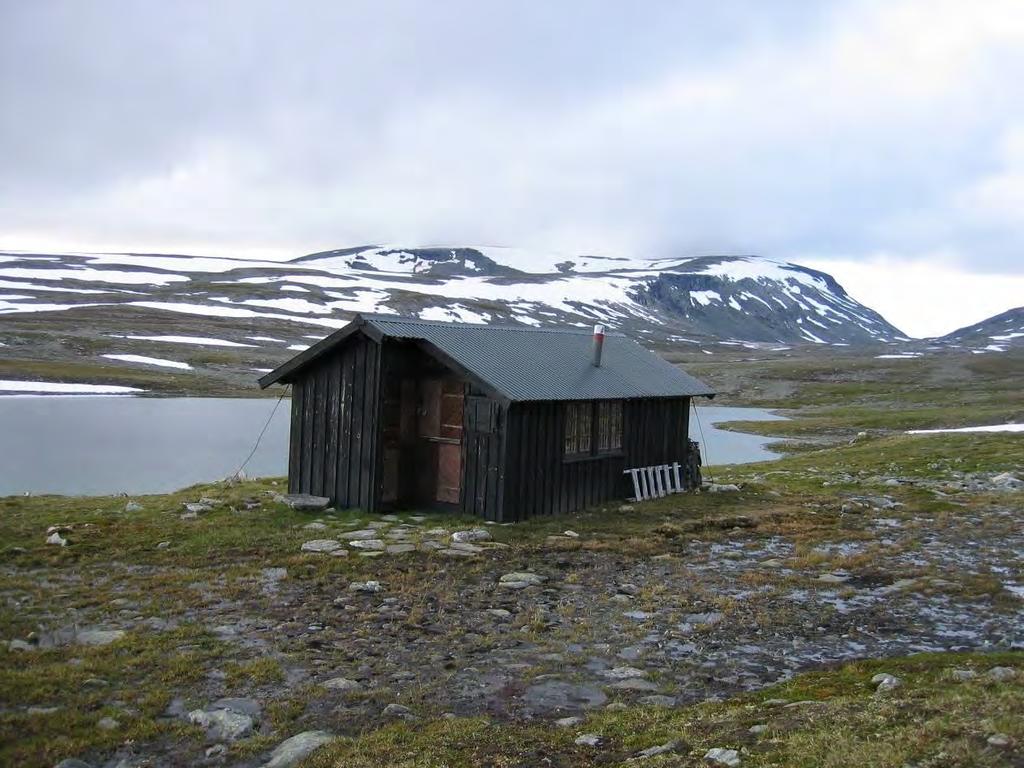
[0,246,904,357]
[937,306,1024,352]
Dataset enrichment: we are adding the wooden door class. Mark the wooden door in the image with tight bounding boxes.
[418,376,464,505]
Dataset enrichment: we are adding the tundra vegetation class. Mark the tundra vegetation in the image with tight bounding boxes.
[0,349,1021,767]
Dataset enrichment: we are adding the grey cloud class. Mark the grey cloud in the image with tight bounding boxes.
[0,0,1021,274]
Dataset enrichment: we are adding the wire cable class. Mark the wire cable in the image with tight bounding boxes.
[691,400,714,485]
[231,385,290,480]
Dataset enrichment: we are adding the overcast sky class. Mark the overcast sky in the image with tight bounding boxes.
[1,0,1022,337]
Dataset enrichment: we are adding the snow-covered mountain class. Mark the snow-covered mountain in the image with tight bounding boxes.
[0,246,905,353]
[937,307,1024,353]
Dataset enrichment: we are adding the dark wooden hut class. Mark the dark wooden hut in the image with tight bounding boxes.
[258,314,714,521]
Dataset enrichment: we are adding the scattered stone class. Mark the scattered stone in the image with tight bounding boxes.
[439,547,478,557]
[263,731,336,768]
[8,639,33,651]
[575,733,602,747]
[55,760,93,768]
[817,573,850,585]
[949,669,977,682]
[303,521,327,530]
[275,494,331,511]
[988,733,1011,747]
[706,483,740,493]
[447,542,483,553]
[188,708,254,742]
[601,666,647,680]
[631,741,681,760]
[498,572,546,589]
[349,580,384,593]
[262,567,288,583]
[300,539,342,554]
[618,504,635,512]
[210,697,262,720]
[762,698,788,707]
[349,538,386,551]
[386,543,416,554]
[96,717,120,731]
[183,502,213,514]
[322,677,361,692]
[341,529,380,541]
[704,747,741,766]
[124,501,142,513]
[555,716,583,728]
[522,680,607,714]
[76,629,125,647]
[451,528,491,543]
[760,558,785,568]
[871,673,902,693]
[987,666,1017,682]
[623,610,652,621]
[564,530,580,538]
[381,703,416,721]
[46,532,67,547]
[156,541,170,550]
[638,695,676,707]
[616,583,641,596]
[486,608,512,619]
[748,724,767,735]
[611,678,660,691]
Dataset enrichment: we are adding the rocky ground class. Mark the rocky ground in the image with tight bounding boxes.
[1,431,1022,767]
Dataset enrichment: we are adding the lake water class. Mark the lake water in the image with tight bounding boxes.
[0,398,785,497]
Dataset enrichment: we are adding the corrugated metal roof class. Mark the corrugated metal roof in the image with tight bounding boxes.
[260,313,715,401]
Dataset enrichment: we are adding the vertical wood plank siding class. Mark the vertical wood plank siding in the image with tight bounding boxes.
[286,333,381,511]
[499,397,693,521]
[285,331,694,521]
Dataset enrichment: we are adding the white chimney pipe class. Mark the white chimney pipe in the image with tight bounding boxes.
[592,324,605,367]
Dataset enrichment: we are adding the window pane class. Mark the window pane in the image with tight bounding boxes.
[577,403,591,453]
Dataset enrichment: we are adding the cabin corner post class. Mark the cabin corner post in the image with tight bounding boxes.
[287,379,303,494]
[368,338,386,514]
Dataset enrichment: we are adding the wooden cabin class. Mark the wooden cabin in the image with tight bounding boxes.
[258,314,715,521]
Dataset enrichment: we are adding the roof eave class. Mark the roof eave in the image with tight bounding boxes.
[257,314,371,389]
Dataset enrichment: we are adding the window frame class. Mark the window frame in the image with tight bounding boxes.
[563,399,624,462]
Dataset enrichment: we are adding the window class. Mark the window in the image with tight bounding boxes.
[597,401,623,453]
[564,402,592,456]
[564,400,623,458]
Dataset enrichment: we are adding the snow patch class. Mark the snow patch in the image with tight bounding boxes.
[103,354,192,370]
[0,379,144,394]
[907,424,1024,434]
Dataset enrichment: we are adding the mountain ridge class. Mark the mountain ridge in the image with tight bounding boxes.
[0,246,908,350]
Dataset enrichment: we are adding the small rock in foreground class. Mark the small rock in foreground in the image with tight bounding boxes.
[322,677,361,692]
[988,666,1017,682]
[871,673,902,693]
[46,532,67,546]
[349,580,384,593]
[704,747,741,766]
[498,572,546,588]
[275,494,331,511]
[300,539,342,554]
[263,730,336,768]
[575,733,602,747]
[451,528,491,543]
[630,741,681,760]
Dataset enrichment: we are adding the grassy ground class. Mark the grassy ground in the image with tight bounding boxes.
[1,349,1021,767]
[307,651,1023,768]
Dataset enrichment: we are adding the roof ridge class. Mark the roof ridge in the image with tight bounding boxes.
[360,313,625,336]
